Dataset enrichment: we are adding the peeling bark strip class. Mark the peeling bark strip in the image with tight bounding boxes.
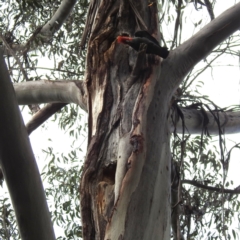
[80,0,171,239]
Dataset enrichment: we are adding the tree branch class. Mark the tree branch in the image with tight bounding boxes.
[13,79,240,135]
[14,80,88,112]
[26,103,68,135]
[0,34,41,115]
[171,107,240,135]
[204,0,215,20]
[169,2,240,86]
[182,180,240,194]
[13,78,240,136]
[171,0,183,49]
[1,0,77,55]
[40,0,77,40]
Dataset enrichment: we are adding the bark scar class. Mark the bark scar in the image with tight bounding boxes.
[130,134,144,153]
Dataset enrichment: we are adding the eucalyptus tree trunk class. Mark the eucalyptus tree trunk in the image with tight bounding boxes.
[80,1,172,239]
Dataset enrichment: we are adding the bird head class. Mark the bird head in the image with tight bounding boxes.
[117,36,133,44]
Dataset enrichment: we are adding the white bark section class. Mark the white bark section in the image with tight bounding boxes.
[14,80,87,111]
[171,108,240,135]
[114,132,132,203]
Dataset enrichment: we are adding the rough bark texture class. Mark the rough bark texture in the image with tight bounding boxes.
[80,0,171,239]
[80,2,240,239]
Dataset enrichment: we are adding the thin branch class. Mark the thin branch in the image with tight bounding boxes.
[0,34,40,114]
[183,49,225,91]
[182,180,240,194]
[171,0,183,50]
[26,103,68,135]
[204,0,215,20]
[0,35,29,81]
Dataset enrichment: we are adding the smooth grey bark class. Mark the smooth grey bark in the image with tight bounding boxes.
[171,107,240,135]
[0,52,56,240]
[14,80,87,111]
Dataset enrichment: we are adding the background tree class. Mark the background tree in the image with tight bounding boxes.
[0,0,240,239]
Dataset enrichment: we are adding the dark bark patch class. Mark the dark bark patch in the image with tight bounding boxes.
[102,163,116,184]
[130,134,144,153]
